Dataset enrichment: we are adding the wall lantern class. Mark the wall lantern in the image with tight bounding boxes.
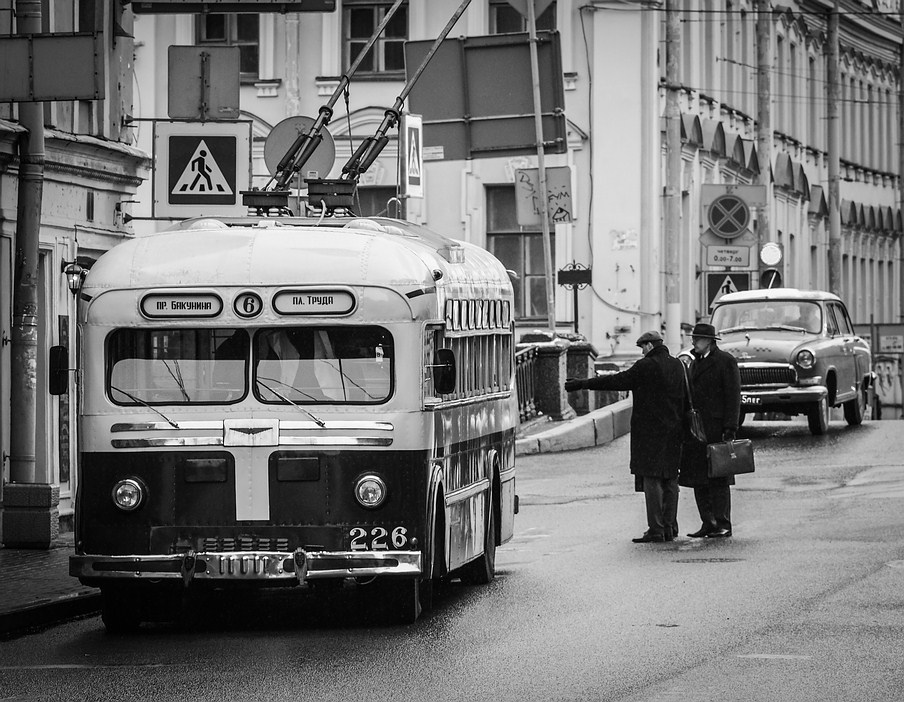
[61,260,87,295]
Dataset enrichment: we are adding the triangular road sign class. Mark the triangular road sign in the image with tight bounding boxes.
[408,137,421,179]
[718,275,740,296]
[172,139,233,196]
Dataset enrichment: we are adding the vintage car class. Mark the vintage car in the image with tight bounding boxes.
[707,288,874,435]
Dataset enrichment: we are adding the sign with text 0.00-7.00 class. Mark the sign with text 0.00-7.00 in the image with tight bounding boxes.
[153,120,251,218]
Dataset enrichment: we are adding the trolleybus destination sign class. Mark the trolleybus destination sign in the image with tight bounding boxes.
[140,292,223,318]
[273,289,356,315]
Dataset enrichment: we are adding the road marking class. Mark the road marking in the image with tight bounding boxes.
[0,663,178,670]
[736,654,812,660]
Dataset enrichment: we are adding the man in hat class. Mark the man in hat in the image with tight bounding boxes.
[565,330,686,543]
[679,323,742,538]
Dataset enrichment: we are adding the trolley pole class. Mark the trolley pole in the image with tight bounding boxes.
[664,0,681,351]
[527,0,557,334]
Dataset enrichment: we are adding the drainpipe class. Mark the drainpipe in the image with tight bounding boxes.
[9,0,44,486]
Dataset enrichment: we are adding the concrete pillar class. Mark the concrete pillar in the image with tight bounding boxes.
[566,341,598,415]
[535,343,576,421]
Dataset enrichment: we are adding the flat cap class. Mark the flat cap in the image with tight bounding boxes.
[636,330,662,346]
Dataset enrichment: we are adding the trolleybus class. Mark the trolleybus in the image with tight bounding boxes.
[59,215,518,630]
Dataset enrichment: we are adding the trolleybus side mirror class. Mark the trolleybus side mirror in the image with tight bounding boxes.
[434,348,456,395]
[49,345,69,395]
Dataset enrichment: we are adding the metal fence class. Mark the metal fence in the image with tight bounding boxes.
[515,345,540,423]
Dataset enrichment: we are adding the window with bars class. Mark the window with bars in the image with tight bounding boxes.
[489,1,556,34]
[197,13,260,81]
[343,1,408,76]
[485,186,553,321]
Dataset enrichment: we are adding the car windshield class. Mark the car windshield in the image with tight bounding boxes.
[108,325,394,405]
[712,300,822,334]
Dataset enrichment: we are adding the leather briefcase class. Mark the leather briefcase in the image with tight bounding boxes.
[707,439,755,478]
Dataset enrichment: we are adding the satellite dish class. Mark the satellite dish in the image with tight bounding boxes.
[264,116,336,183]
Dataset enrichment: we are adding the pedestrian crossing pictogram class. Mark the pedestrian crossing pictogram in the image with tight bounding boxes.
[166,134,238,207]
[408,131,421,180]
[172,140,233,195]
[706,272,750,310]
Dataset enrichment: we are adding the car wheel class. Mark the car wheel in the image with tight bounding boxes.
[807,396,829,435]
[843,386,866,426]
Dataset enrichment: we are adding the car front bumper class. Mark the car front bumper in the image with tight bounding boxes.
[740,385,828,412]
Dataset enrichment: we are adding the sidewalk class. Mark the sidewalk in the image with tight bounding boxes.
[0,531,101,638]
[0,399,633,638]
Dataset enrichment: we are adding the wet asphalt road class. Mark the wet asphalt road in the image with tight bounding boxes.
[1,415,903,702]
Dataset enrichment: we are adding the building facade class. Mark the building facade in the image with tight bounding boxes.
[131,0,903,354]
[3,0,903,537]
[0,1,149,537]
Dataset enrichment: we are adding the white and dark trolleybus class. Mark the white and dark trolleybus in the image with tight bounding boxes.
[58,215,518,630]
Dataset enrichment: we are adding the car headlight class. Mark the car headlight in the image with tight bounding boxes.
[354,474,387,509]
[796,349,815,369]
[111,478,146,512]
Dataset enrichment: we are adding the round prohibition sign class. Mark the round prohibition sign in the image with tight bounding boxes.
[233,291,263,318]
[708,194,750,239]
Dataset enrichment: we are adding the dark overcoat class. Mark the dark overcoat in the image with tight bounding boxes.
[678,345,742,488]
[583,345,686,479]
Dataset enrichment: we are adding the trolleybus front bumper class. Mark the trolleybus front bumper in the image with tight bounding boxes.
[70,550,422,585]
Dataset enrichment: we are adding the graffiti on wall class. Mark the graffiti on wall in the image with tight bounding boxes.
[874,355,902,417]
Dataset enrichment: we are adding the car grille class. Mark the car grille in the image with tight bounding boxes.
[739,365,796,387]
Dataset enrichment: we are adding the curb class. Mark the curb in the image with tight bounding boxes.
[0,590,101,639]
[515,398,633,455]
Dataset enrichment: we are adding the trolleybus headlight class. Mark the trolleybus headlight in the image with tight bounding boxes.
[796,350,815,369]
[112,478,146,512]
[354,474,387,509]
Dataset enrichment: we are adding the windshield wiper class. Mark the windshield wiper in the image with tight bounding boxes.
[763,325,806,333]
[326,359,378,401]
[718,325,758,334]
[110,385,179,429]
[256,377,327,428]
[162,360,191,402]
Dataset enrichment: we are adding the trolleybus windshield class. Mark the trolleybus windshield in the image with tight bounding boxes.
[107,326,394,406]
[108,328,249,405]
[254,326,393,404]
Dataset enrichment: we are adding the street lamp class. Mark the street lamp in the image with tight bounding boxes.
[61,260,87,295]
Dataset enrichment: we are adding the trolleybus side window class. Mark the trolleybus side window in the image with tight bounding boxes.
[254,325,393,404]
[108,328,249,405]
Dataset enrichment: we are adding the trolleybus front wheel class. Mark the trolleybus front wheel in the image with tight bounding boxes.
[101,586,142,634]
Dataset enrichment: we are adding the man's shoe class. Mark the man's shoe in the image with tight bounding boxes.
[632,532,666,543]
[687,525,716,538]
[706,528,732,538]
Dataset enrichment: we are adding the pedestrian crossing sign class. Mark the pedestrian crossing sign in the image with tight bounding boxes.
[706,271,750,310]
[402,113,423,199]
[153,120,251,218]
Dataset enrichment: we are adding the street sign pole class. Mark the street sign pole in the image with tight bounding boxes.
[527,0,556,334]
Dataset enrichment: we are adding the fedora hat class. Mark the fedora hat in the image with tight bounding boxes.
[690,323,720,340]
